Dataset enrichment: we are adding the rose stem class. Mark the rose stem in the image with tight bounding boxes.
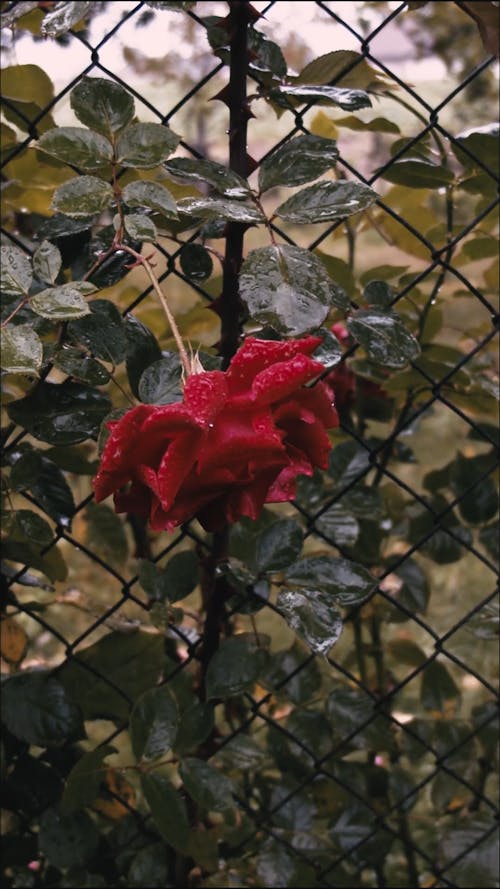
[120,244,192,379]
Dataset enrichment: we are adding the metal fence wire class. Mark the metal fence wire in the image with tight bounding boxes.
[1,1,499,887]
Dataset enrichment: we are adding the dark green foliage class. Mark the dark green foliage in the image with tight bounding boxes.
[1,6,497,889]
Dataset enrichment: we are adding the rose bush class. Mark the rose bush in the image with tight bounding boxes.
[94,336,338,531]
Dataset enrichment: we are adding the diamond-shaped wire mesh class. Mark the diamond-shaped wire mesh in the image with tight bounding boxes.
[1,2,498,887]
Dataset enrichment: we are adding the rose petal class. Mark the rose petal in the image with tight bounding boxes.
[226,336,322,395]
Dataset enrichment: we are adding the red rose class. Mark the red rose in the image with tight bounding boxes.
[93,336,338,531]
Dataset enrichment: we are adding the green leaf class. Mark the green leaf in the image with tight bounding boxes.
[59,631,165,721]
[2,539,67,583]
[276,180,377,224]
[363,280,393,308]
[130,686,178,762]
[1,325,43,376]
[174,702,214,754]
[37,127,113,171]
[248,27,287,80]
[4,509,53,547]
[30,284,91,320]
[84,502,128,566]
[407,498,473,564]
[263,642,322,705]
[285,556,376,606]
[40,1,95,37]
[124,213,158,243]
[1,64,54,107]
[2,671,84,746]
[452,122,499,175]
[333,115,400,134]
[116,123,180,168]
[53,347,111,385]
[138,550,199,603]
[179,243,213,280]
[52,176,114,217]
[0,3,40,28]
[124,315,162,399]
[296,50,390,91]
[212,734,266,772]
[326,683,394,751]
[7,381,111,445]
[70,76,135,137]
[255,519,303,573]
[164,157,250,199]
[272,84,372,111]
[333,804,393,864]
[33,240,62,285]
[450,452,498,525]
[141,772,190,852]
[375,158,454,189]
[258,135,338,192]
[314,504,360,546]
[312,327,343,367]
[62,745,116,814]
[383,557,430,621]
[122,180,178,217]
[179,758,234,812]
[239,244,345,336]
[421,660,461,712]
[38,805,99,870]
[440,814,499,889]
[277,587,343,655]
[205,633,270,699]
[1,245,32,296]
[10,449,75,527]
[347,309,420,368]
[466,600,499,641]
[68,299,127,365]
[138,353,182,405]
[315,251,356,297]
[177,196,264,224]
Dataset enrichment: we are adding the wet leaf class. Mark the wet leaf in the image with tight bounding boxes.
[116,123,180,169]
[205,633,270,699]
[276,180,377,224]
[70,76,135,137]
[38,127,113,171]
[255,519,303,573]
[2,671,84,746]
[259,134,338,192]
[52,176,114,217]
[240,244,345,336]
[1,245,32,296]
[124,315,162,399]
[179,243,213,280]
[138,353,182,404]
[53,347,111,385]
[277,587,343,656]
[68,299,127,365]
[273,83,372,111]
[30,284,91,320]
[33,240,62,285]
[41,1,95,37]
[347,310,420,368]
[122,180,177,217]
[7,381,111,445]
[285,555,376,606]
[1,325,42,375]
[179,758,234,812]
[130,686,178,762]
[164,157,250,198]
[375,158,455,188]
[141,773,189,852]
[124,213,158,243]
[177,196,264,224]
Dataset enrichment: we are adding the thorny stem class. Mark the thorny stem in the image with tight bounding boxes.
[118,244,192,379]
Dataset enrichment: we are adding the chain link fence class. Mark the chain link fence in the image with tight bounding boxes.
[1,2,499,887]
